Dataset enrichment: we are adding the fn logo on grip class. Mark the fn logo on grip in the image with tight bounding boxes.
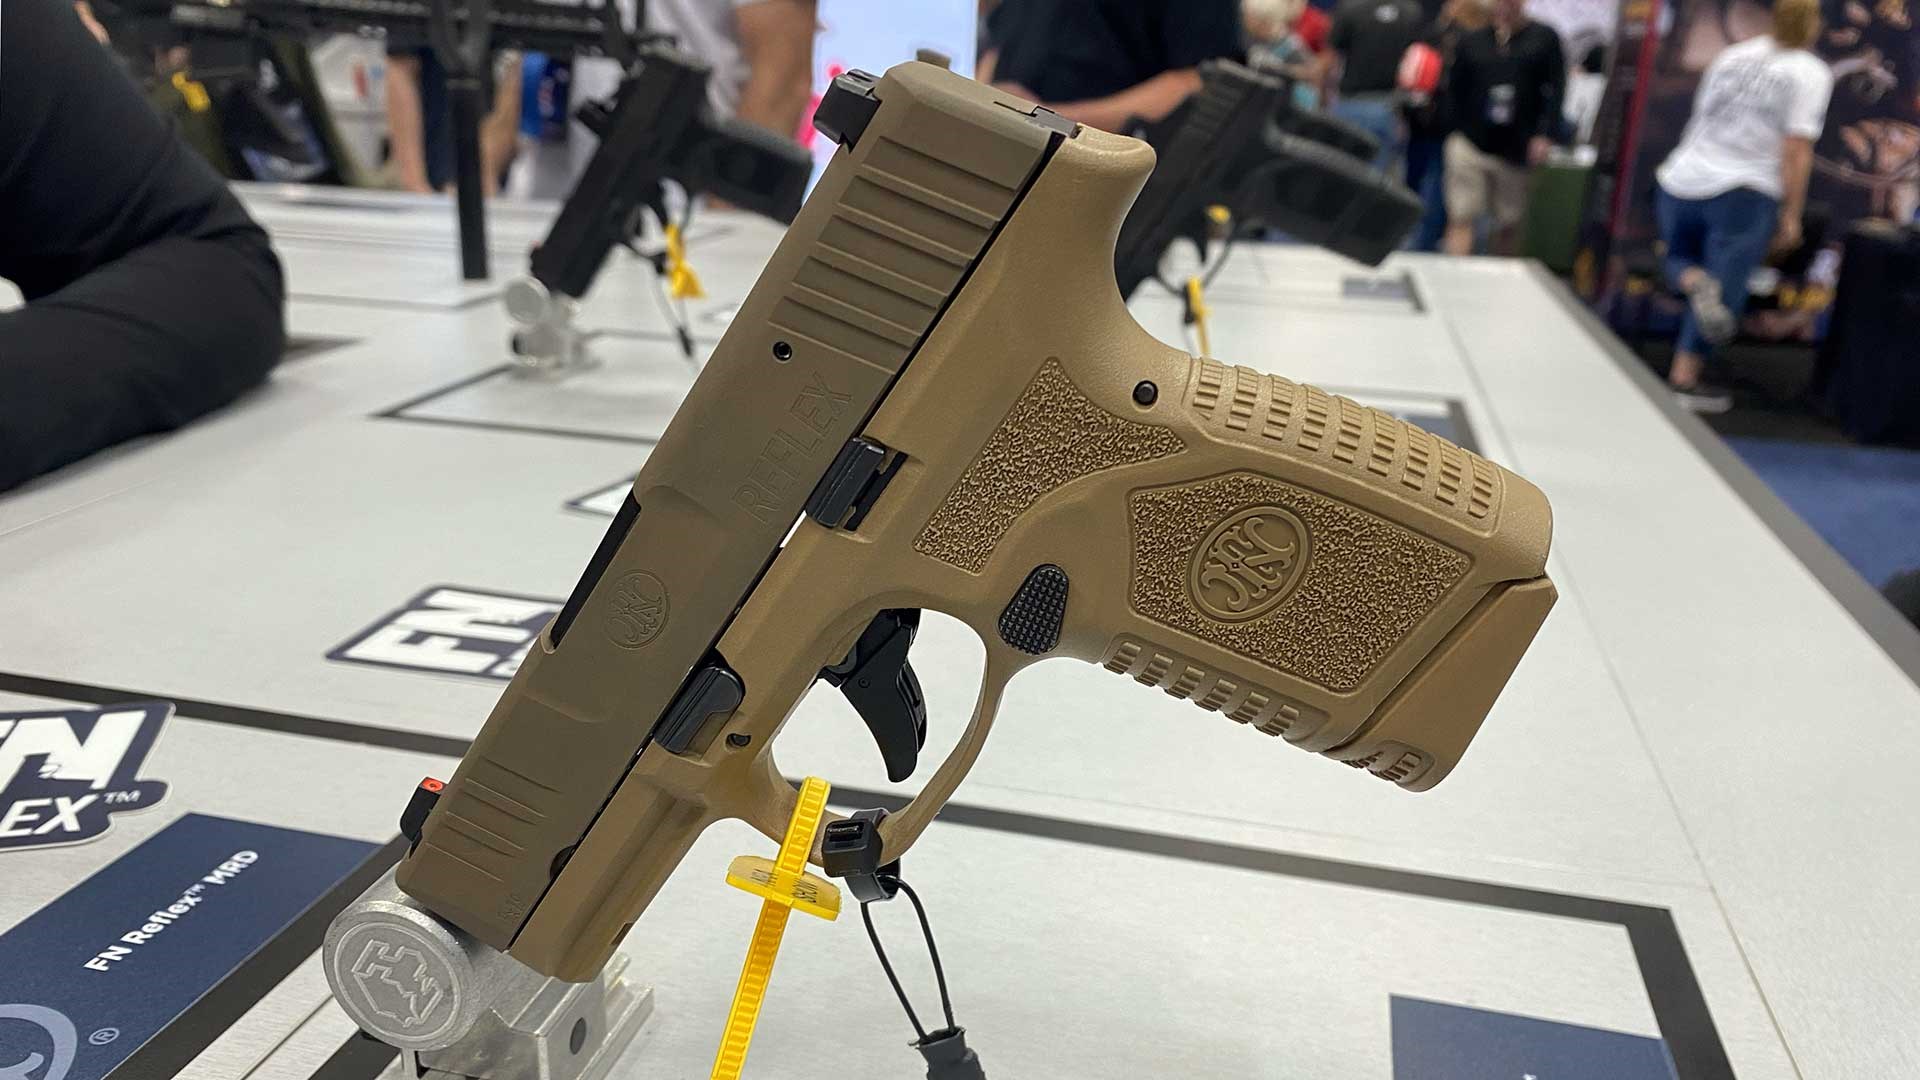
[732,369,852,523]
[1189,506,1311,622]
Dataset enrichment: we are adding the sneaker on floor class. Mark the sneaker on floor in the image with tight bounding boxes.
[1681,276,1737,345]
[1672,380,1733,414]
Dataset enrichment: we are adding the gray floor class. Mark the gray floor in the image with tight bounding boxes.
[2,184,1918,1079]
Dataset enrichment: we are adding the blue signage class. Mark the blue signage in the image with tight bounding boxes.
[1392,995,1678,1080]
[0,703,171,852]
[0,814,378,1080]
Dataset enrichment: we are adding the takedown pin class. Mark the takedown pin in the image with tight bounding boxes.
[710,776,841,1080]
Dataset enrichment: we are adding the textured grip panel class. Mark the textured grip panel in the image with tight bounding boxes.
[1343,748,1430,784]
[1190,359,1503,530]
[916,359,1185,572]
[1100,641,1441,786]
[1102,635,1332,742]
[1129,472,1469,693]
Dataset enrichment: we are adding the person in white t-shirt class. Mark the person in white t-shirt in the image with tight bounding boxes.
[646,0,816,136]
[1653,0,1832,412]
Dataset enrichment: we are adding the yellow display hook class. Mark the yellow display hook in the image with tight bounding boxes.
[664,223,706,301]
[171,71,212,113]
[1185,274,1212,357]
[710,776,841,1080]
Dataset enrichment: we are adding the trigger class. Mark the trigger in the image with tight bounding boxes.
[819,610,927,782]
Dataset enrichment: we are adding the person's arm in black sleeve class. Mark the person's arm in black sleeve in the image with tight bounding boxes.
[1327,4,1352,95]
[978,1,1007,88]
[0,0,284,493]
[1445,31,1478,141]
[1037,0,1242,131]
[1529,26,1566,162]
[1423,24,1451,131]
[977,1,1036,98]
[1163,0,1246,68]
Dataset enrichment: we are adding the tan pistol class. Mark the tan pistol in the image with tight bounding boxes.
[344,61,1556,1011]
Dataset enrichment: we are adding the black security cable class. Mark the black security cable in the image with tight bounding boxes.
[1205,230,1242,286]
[860,874,985,1079]
[1150,222,1241,299]
[860,875,953,1040]
[672,194,698,361]
[626,193,700,363]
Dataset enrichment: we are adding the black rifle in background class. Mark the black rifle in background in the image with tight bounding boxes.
[129,0,638,279]
[148,0,636,55]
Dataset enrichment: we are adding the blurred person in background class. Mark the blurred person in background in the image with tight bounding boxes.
[647,0,816,138]
[1441,0,1565,254]
[1402,0,1488,250]
[1246,0,1331,108]
[1562,42,1609,144]
[385,47,524,194]
[1,0,285,492]
[1653,0,1831,411]
[1326,0,1426,172]
[978,0,1244,132]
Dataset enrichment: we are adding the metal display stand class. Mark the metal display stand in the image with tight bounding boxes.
[325,869,654,1080]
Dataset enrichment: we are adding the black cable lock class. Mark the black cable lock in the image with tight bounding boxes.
[821,809,987,1080]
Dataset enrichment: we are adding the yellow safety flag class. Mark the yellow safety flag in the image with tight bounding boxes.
[709,776,840,1080]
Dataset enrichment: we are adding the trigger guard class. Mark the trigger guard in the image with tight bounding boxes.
[872,646,1021,865]
[740,751,802,849]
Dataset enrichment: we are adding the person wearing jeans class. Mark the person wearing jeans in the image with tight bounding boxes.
[1402,0,1488,250]
[1654,0,1832,412]
[1327,0,1426,173]
[1654,187,1781,405]
[1440,0,1564,255]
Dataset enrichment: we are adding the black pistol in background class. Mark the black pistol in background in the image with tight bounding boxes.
[1266,78,1387,165]
[1113,59,1423,299]
[505,43,813,369]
